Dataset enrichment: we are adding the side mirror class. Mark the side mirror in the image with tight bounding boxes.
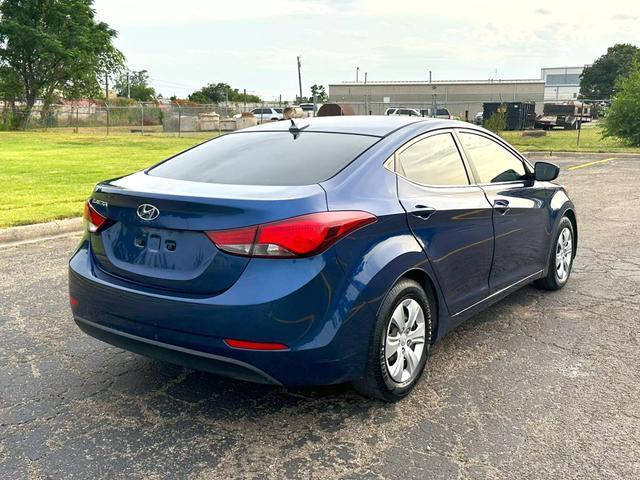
[534,161,560,182]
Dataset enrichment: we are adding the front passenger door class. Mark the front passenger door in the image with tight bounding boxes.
[457,131,551,292]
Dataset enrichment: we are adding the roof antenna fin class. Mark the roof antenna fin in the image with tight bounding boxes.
[289,118,309,139]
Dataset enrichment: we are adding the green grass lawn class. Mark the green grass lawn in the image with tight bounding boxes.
[0,131,214,228]
[1,125,638,229]
[502,124,639,153]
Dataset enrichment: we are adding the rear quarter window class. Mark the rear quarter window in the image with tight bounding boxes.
[148,132,379,186]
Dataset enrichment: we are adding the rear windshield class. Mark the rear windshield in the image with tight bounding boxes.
[148,131,379,186]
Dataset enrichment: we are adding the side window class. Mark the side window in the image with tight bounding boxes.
[458,132,527,183]
[396,133,469,186]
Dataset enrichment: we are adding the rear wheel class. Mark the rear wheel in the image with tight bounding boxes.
[353,279,432,402]
[535,216,574,290]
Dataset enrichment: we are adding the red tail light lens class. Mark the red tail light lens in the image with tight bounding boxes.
[84,200,109,233]
[207,211,376,258]
[224,339,288,351]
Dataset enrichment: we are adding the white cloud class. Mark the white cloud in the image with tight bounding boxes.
[94,0,340,25]
[94,0,640,99]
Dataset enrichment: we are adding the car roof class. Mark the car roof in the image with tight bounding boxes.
[236,115,470,137]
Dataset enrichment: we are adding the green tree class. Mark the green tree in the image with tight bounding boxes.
[310,84,328,102]
[580,44,640,99]
[603,64,640,146]
[189,83,260,104]
[0,0,124,128]
[0,65,21,128]
[114,69,156,101]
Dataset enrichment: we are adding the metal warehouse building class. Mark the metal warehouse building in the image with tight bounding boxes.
[328,79,546,119]
[541,66,589,101]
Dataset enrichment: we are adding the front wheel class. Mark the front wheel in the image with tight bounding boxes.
[352,279,433,402]
[535,216,575,290]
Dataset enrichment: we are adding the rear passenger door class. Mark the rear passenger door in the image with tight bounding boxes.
[456,130,551,292]
[394,130,495,315]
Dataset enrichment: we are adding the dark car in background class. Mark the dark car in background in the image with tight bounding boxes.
[69,116,577,401]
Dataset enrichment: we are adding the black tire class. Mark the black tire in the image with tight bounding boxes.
[352,279,433,402]
[535,216,575,290]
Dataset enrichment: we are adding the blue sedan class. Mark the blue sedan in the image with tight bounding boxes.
[69,116,577,401]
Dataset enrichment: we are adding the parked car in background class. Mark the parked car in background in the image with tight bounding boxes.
[418,108,453,119]
[385,107,452,119]
[234,108,283,122]
[433,108,453,119]
[388,108,422,117]
[70,116,577,402]
[474,111,483,125]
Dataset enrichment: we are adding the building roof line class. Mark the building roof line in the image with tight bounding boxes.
[332,79,546,86]
[541,65,591,70]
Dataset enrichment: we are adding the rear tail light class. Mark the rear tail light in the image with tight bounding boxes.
[206,211,376,258]
[84,200,110,233]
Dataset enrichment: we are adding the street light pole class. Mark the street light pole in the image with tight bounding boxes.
[356,67,359,83]
[297,56,303,103]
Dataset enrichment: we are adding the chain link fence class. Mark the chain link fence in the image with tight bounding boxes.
[0,100,288,135]
[1,97,608,134]
[333,100,525,121]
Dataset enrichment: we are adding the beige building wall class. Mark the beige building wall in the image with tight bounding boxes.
[329,80,545,117]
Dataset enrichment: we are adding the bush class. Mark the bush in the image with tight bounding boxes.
[484,112,507,133]
[603,66,640,146]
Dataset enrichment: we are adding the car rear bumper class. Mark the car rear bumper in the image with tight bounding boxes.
[68,239,374,386]
[74,316,280,384]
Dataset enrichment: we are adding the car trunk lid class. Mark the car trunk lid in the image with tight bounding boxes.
[88,171,327,295]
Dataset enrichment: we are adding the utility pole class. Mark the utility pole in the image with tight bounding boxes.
[364,72,368,115]
[297,56,303,103]
[356,66,359,83]
[429,70,432,83]
[126,71,131,99]
[105,72,110,136]
[243,88,247,112]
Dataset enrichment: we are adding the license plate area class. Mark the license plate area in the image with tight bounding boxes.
[133,230,178,253]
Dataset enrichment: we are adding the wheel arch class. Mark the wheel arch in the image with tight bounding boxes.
[394,268,441,344]
[563,208,578,257]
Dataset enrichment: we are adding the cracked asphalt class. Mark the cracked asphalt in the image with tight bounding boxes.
[1,154,639,479]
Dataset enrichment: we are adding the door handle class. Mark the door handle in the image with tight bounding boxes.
[411,205,436,219]
[493,199,510,215]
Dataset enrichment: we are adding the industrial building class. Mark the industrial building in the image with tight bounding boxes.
[541,66,589,101]
[328,79,546,119]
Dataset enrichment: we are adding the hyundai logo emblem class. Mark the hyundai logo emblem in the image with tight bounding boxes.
[137,204,160,221]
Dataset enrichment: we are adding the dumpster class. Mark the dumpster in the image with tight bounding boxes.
[482,102,536,130]
[317,103,356,117]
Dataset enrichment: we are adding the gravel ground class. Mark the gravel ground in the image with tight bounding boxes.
[1,154,639,479]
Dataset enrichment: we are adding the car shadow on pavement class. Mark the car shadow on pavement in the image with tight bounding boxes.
[96,284,540,417]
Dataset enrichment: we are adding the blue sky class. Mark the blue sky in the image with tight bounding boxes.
[94,0,640,101]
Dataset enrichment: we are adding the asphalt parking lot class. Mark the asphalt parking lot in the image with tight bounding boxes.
[1,153,639,479]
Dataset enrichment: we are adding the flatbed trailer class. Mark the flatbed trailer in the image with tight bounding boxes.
[535,101,591,130]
